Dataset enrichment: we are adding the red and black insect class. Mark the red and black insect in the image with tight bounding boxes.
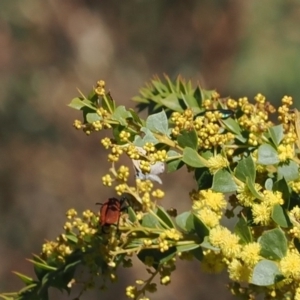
[96,197,127,232]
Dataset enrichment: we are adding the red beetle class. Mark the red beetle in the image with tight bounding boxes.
[96,197,126,231]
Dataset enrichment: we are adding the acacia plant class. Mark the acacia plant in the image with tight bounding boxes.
[2,75,300,300]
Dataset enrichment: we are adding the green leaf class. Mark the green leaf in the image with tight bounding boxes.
[175,211,191,232]
[246,177,264,200]
[146,110,169,135]
[166,150,183,172]
[259,228,287,260]
[176,243,200,253]
[137,247,177,269]
[13,272,34,285]
[193,215,209,241]
[159,93,184,112]
[195,167,213,190]
[190,247,204,261]
[271,205,292,228]
[182,148,207,168]
[68,97,96,111]
[68,97,86,110]
[257,144,280,165]
[181,94,199,110]
[86,112,102,123]
[127,207,137,223]
[177,129,198,149]
[212,169,237,193]
[65,234,78,244]
[134,127,159,146]
[265,178,273,190]
[200,236,220,251]
[278,161,299,182]
[273,178,290,209]
[129,109,143,125]
[268,125,284,147]
[141,213,160,228]
[111,106,131,126]
[221,118,244,141]
[234,216,252,244]
[235,156,256,183]
[27,259,57,271]
[251,260,281,286]
[156,206,176,228]
[102,92,116,113]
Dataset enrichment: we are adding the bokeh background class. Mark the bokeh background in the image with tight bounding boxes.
[1,1,300,299]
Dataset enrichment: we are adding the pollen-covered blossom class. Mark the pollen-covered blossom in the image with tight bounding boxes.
[192,189,227,212]
[280,251,300,280]
[228,259,252,282]
[239,242,261,267]
[277,144,294,162]
[252,202,272,225]
[295,286,300,300]
[263,190,284,206]
[236,183,262,207]
[196,207,220,228]
[201,250,225,273]
[207,154,228,174]
[209,226,241,259]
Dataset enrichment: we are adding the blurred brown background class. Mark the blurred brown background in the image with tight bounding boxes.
[1,1,300,299]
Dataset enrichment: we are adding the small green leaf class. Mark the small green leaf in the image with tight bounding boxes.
[159,93,184,112]
[102,92,116,113]
[190,247,204,261]
[156,205,176,228]
[141,213,160,228]
[181,94,199,109]
[13,272,34,285]
[265,178,273,190]
[235,156,256,183]
[273,178,290,209]
[234,216,252,244]
[200,236,219,251]
[257,144,280,165]
[278,161,299,182]
[212,169,237,193]
[27,259,57,271]
[177,129,198,149]
[134,127,159,146]
[146,110,169,135]
[259,228,287,260]
[166,150,184,172]
[221,118,244,140]
[176,243,200,253]
[137,247,177,269]
[269,125,284,147]
[182,148,207,168]
[195,167,213,190]
[175,211,191,232]
[246,177,264,200]
[271,205,292,228]
[129,109,143,125]
[65,234,78,244]
[68,97,86,110]
[251,260,281,286]
[127,207,137,223]
[193,215,209,241]
[68,97,96,111]
[111,106,131,126]
[86,113,102,123]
